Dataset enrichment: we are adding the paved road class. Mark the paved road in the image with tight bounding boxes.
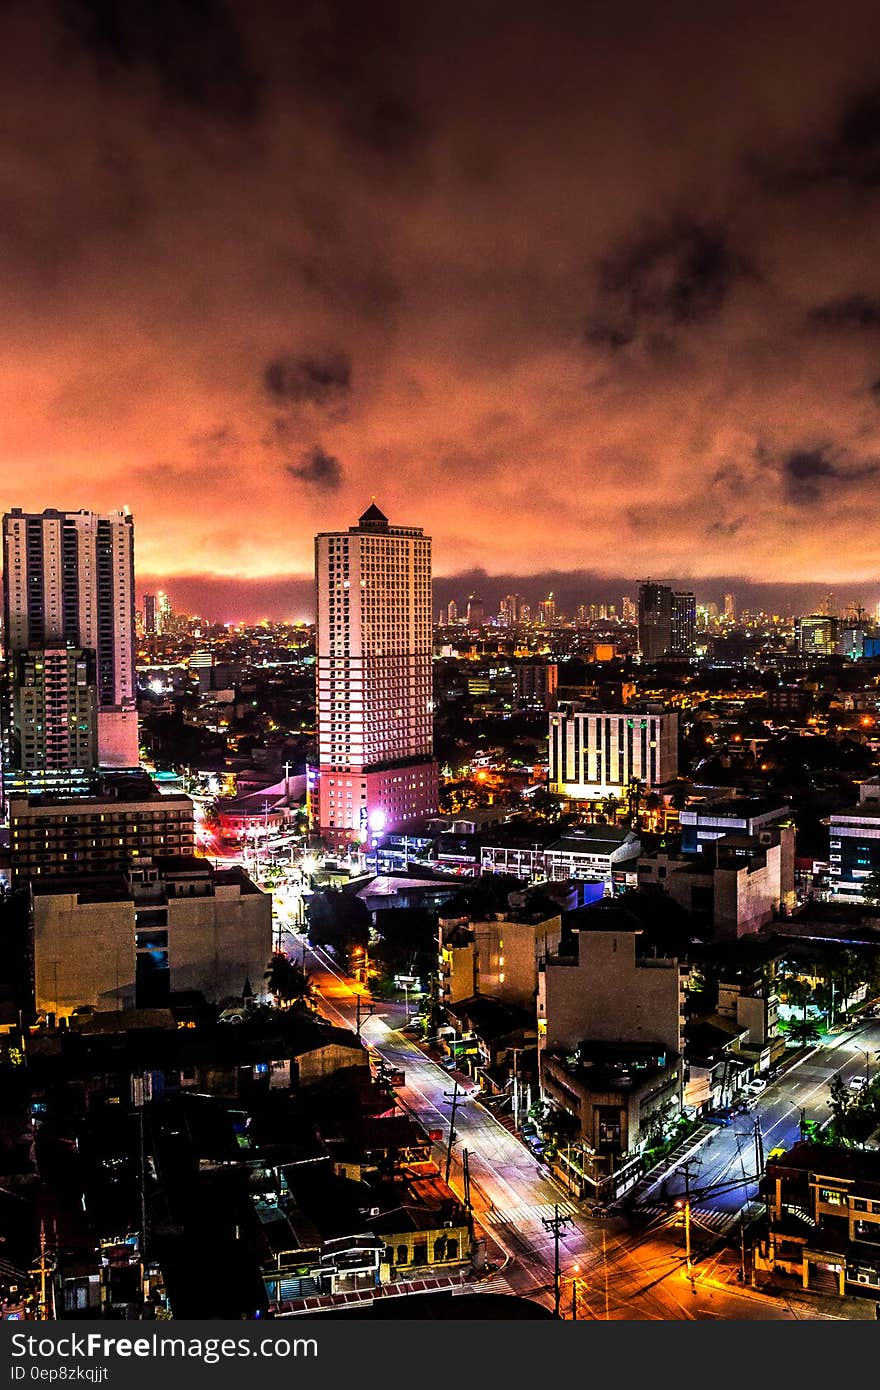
[281,923,872,1318]
[651,1020,880,1219]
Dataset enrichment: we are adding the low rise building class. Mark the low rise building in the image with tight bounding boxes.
[638,824,796,939]
[538,902,685,1185]
[754,1143,880,1297]
[439,902,562,1012]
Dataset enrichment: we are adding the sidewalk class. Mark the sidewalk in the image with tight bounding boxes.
[696,1269,877,1320]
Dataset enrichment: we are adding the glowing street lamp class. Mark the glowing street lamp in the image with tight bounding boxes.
[368,808,386,876]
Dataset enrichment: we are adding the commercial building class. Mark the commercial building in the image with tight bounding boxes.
[2,508,139,785]
[548,706,678,799]
[480,824,640,888]
[315,504,438,848]
[679,796,791,853]
[670,591,696,656]
[31,857,271,1017]
[638,583,672,661]
[795,615,837,656]
[8,772,195,885]
[514,662,558,712]
[826,791,880,903]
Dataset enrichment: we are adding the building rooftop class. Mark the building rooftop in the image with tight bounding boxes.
[548,826,638,854]
[681,797,789,821]
[767,1141,880,1192]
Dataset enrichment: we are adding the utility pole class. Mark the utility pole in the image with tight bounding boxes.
[462,1148,473,1236]
[753,1115,765,1182]
[445,1081,460,1184]
[679,1159,699,1282]
[541,1204,574,1318]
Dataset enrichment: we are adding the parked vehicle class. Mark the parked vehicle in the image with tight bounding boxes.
[704,1108,732,1127]
[745,1077,767,1095]
[849,1075,867,1093]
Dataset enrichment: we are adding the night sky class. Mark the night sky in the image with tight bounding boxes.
[3,1,880,619]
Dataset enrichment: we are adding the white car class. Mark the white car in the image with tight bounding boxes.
[849,1075,867,1093]
[745,1077,767,1095]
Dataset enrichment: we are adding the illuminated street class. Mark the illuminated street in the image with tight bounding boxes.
[285,922,875,1319]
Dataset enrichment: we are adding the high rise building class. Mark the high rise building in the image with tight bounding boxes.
[143,593,157,636]
[446,599,458,625]
[519,603,532,624]
[466,594,485,631]
[795,615,837,656]
[576,604,588,624]
[315,503,438,848]
[500,593,521,627]
[156,590,172,636]
[621,595,637,625]
[2,508,139,787]
[671,591,696,656]
[724,592,736,621]
[538,593,556,626]
[637,582,673,661]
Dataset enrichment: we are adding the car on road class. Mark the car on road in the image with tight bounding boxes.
[590,1204,612,1219]
[849,1075,868,1093]
[704,1108,732,1126]
[745,1077,767,1095]
[735,1096,758,1113]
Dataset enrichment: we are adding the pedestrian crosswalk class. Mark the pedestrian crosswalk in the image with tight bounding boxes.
[482,1198,580,1228]
[635,1202,740,1234]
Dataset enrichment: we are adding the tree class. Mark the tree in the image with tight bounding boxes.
[787,1015,821,1047]
[862,870,880,907]
[265,952,312,1008]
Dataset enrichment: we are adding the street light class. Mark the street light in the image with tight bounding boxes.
[369,808,386,877]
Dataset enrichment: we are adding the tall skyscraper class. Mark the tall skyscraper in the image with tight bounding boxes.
[156,590,172,635]
[500,593,521,627]
[315,503,438,847]
[671,591,697,656]
[621,595,637,625]
[538,593,556,626]
[446,599,458,625]
[2,508,139,787]
[143,593,157,636]
[466,594,485,630]
[637,582,673,661]
[723,592,736,621]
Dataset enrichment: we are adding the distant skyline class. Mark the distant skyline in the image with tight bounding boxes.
[4,4,880,599]
[138,567,879,626]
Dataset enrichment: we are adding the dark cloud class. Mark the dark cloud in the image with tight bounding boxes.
[287,445,343,491]
[263,351,352,406]
[284,0,430,164]
[585,220,751,352]
[61,0,263,124]
[782,447,877,504]
[757,82,880,192]
[807,295,880,329]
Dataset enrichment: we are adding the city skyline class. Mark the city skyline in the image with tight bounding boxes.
[4,4,880,610]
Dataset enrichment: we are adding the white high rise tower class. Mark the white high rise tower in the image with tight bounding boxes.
[314,502,438,847]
